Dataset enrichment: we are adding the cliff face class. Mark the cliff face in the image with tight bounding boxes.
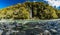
[0,2,60,20]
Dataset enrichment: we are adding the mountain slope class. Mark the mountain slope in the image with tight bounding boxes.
[0,2,60,20]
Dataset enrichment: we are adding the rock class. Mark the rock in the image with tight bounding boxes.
[43,30,51,35]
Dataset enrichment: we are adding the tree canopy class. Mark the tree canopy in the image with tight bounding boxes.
[0,2,60,20]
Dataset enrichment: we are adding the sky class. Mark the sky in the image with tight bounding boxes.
[44,0,60,7]
[0,0,60,9]
[0,0,26,9]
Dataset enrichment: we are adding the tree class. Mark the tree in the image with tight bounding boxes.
[0,2,59,20]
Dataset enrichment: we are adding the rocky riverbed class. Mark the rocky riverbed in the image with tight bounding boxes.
[0,20,60,35]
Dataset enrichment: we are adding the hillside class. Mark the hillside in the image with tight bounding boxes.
[0,2,60,20]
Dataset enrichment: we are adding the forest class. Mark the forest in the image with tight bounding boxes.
[0,2,60,20]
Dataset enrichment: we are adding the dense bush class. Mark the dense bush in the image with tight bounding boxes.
[0,2,60,19]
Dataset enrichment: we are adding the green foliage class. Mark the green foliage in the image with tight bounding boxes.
[31,2,58,19]
[0,2,60,20]
[0,3,30,19]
